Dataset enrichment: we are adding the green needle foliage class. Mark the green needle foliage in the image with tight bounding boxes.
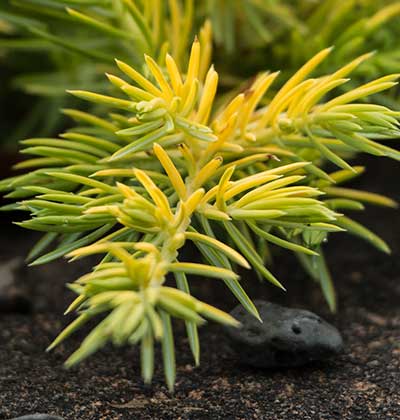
[1,4,400,391]
[0,0,199,142]
[1,1,400,144]
[204,1,400,85]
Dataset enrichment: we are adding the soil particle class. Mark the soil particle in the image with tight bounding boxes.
[0,156,399,420]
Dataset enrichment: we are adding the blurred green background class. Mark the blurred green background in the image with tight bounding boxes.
[1,0,399,158]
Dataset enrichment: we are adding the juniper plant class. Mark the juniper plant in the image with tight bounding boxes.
[2,1,400,145]
[1,33,400,389]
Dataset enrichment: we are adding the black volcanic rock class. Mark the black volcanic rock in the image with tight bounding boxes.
[0,257,31,313]
[225,300,343,368]
[11,415,64,420]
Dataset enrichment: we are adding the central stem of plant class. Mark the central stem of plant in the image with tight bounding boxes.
[152,177,200,287]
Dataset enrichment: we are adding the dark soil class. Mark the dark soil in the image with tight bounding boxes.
[0,156,399,420]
